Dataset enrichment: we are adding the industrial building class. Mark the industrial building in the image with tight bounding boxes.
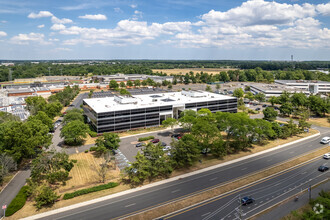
[250,84,309,97]
[91,73,173,84]
[275,80,330,94]
[83,90,237,133]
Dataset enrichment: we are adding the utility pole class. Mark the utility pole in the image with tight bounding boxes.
[235,195,242,220]
[48,67,51,76]
[60,68,63,76]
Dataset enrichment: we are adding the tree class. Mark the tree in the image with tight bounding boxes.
[233,88,244,98]
[92,151,114,183]
[88,90,94,98]
[0,154,16,186]
[280,102,293,116]
[60,120,89,145]
[211,137,226,158]
[141,80,147,87]
[205,85,212,92]
[255,93,266,103]
[34,184,59,209]
[263,107,278,121]
[28,111,53,131]
[286,119,299,137]
[178,110,197,131]
[95,132,121,152]
[291,93,308,108]
[268,96,278,106]
[25,96,47,115]
[219,71,230,82]
[279,91,291,104]
[120,81,126,88]
[109,80,119,90]
[125,152,151,185]
[0,112,20,123]
[127,80,133,87]
[45,101,63,119]
[244,92,254,101]
[119,89,131,96]
[133,80,141,87]
[216,84,221,90]
[308,95,329,116]
[167,83,172,89]
[170,134,199,168]
[63,109,84,124]
[298,119,311,132]
[162,118,177,133]
[30,151,74,185]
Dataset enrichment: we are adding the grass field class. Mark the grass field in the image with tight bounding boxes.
[152,68,237,75]
[308,117,330,128]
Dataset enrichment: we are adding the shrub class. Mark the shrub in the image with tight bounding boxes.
[88,130,97,137]
[89,146,97,151]
[85,150,89,153]
[35,185,59,209]
[63,182,119,200]
[5,186,29,216]
[138,136,154,142]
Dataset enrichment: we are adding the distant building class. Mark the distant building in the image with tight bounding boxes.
[275,80,330,94]
[250,83,309,97]
[91,73,173,84]
[83,90,237,133]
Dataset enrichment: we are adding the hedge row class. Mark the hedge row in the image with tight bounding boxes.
[63,182,119,200]
[138,136,154,142]
[6,185,29,216]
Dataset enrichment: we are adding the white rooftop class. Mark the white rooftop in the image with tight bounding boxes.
[84,91,235,113]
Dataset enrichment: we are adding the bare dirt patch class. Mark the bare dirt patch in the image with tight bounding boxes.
[152,68,237,75]
[308,117,330,128]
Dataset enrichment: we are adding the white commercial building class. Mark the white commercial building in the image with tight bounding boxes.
[83,90,237,133]
[275,80,330,94]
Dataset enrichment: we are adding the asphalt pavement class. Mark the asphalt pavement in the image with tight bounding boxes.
[24,127,330,220]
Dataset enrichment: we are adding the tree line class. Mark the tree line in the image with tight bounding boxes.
[124,109,308,185]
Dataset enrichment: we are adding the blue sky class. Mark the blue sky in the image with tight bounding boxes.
[0,0,330,60]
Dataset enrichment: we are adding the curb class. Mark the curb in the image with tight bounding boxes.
[0,171,21,194]
[22,132,320,220]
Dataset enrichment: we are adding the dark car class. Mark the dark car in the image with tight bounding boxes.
[150,139,160,144]
[161,142,167,147]
[171,134,182,139]
[255,107,261,111]
[135,143,145,147]
[274,106,279,110]
[318,165,329,172]
[262,104,268,107]
[241,196,254,205]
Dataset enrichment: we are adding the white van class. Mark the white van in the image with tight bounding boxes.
[320,137,330,144]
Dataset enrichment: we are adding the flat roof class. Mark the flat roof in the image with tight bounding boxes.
[275,80,330,85]
[84,91,235,113]
[251,84,308,93]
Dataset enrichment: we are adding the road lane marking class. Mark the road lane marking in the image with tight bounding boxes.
[289,151,295,154]
[301,172,307,175]
[241,168,247,171]
[210,177,218,181]
[274,183,281,186]
[201,212,211,217]
[267,159,272,162]
[125,203,136,208]
[171,189,181,193]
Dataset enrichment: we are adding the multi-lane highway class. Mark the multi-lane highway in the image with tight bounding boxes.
[162,157,329,220]
[26,126,329,220]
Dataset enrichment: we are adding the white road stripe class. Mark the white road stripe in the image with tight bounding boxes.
[210,177,218,181]
[201,212,211,217]
[125,203,136,207]
[171,189,181,193]
[241,168,247,170]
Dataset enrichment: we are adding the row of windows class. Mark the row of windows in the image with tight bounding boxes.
[97,106,172,119]
[97,119,159,133]
[97,113,159,125]
[185,99,237,108]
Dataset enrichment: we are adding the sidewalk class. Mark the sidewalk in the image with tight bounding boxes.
[256,180,330,220]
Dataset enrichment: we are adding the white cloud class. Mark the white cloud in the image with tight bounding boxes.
[37,24,45,28]
[28,11,53,19]
[78,14,107,20]
[51,24,66,31]
[10,32,50,45]
[0,31,7,37]
[316,3,330,16]
[54,47,72,51]
[0,20,7,24]
[132,10,143,20]
[51,16,72,24]
[130,4,137,9]
[114,7,123,13]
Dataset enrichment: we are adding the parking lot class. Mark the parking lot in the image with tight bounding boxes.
[119,128,184,162]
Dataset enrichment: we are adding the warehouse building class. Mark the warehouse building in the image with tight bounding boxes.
[250,84,309,97]
[275,80,330,94]
[83,90,237,133]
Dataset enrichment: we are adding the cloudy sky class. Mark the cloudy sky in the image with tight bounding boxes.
[0,0,330,60]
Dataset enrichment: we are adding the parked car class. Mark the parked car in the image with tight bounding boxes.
[274,106,279,110]
[163,146,171,151]
[255,107,261,111]
[262,104,267,107]
[320,137,330,144]
[241,196,255,205]
[135,143,145,147]
[318,165,329,172]
[323,153,330,159]
[171,134,182,140]
[161,142,167,147]
[150,139,160,143]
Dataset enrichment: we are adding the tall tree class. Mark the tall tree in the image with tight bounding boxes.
[127,80,133,87]
[60,120,89,145]
[255,93,266,103]
[178,110,197,131]
[25,96,47,115]
[170,134,199,168]
[95,132,121,152]
[63,109,84,124]
[0,154,16,186]
[125,152,151,185]
[133,79,141,87]
[109,80,119,90]
[233,88,244,98]
[263,107,278,121]
[162,118,177,133]
[120,81,126,88]
[28,111,53,131]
